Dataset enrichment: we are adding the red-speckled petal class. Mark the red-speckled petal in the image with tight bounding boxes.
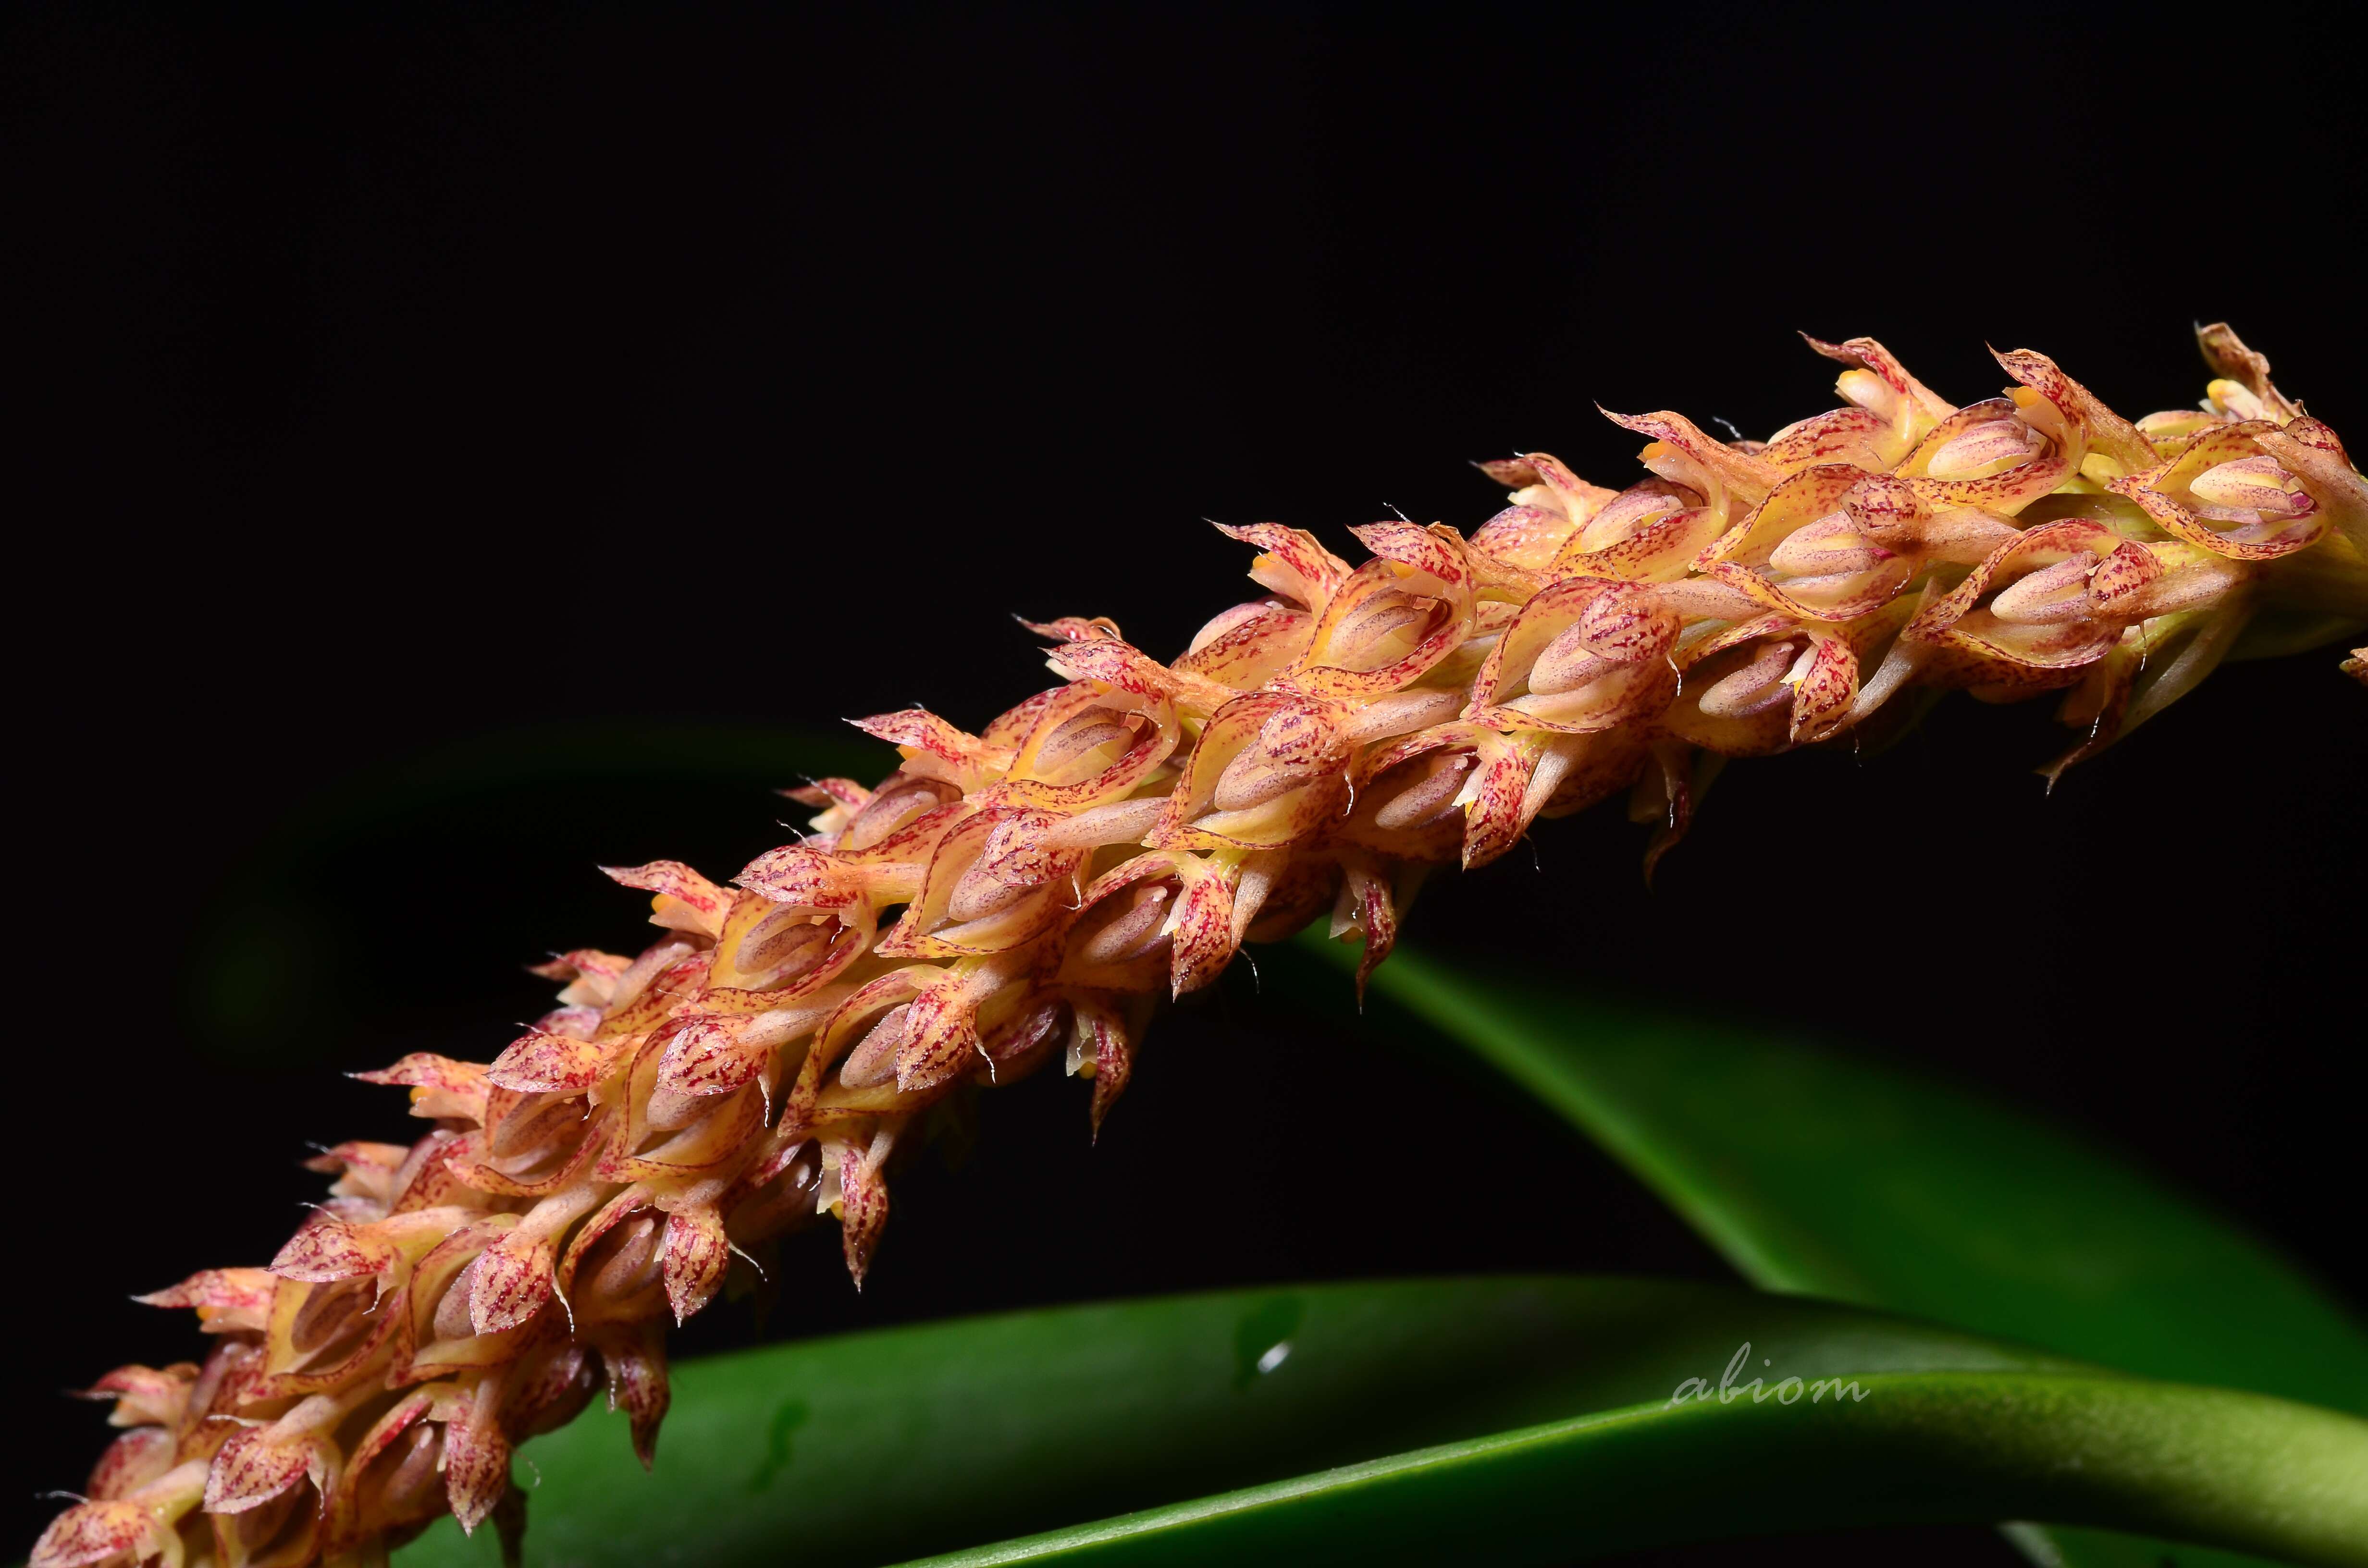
[486,1030,612,1094]
[1788,635,1858,745]
[1017,613,1123,643]
[86,1427,175,1502]
[468,1228,558,1335]
[442,1380,512,1534]
[76,1363,197,1430]
[353,1054,492,1123]
[734,845,866,911]
[1906,520,2126,670]
[1602,408,1783,502]
[1045,635,1239,713]
[271,1210,397,1285]
[599,860,730,937]
[658,1206,731,1324]
[1994,347,2158,478]
[1694,464,1864,571]
[829,1133,891,1288]
[31,1498,175,1568]
[1802,335,1953,423]
[2255,416,2368,556]
[594,1320,671,1469]
[654,1014,767,1101]
[204,1422,326,1515]
[1330,855,1403,1002]
[2195,322,2303,422]
[1167,860,1239,998]
[136,1269,277,1334]
[850,709,1014,791]
[1212,522,1351,610]
[1082,1003,1131,1137]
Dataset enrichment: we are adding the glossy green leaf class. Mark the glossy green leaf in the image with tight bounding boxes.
[1299,937,2368,1568]
[920,1372,2368,1568]
[393,1277,2367,1568]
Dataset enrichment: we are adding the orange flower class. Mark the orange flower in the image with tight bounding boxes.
[39,325,2363,1568]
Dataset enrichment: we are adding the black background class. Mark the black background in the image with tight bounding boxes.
[6,4,2363,1564]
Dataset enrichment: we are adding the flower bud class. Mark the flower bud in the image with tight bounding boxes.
[1480,453,1617,566]
[1175,598,1317,690]
[2112,422,2328,559]
[1757,336,1952,471]
[1470,579,1679,733]
[1896,395,2071,513]
[988,680,1177,809]
[1156,692,1351,849]
[31,1462,207,1568]
[1285,524,1476,699]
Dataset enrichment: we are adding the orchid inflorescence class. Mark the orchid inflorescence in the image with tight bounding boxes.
[37,326,2365,1568]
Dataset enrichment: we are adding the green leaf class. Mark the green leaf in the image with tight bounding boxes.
[921,1374,2368,1568]
[1300,936,2368,1568]
[392,1278,2368,1568]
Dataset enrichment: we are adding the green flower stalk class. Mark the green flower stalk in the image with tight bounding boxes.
[36,325,2365,1568]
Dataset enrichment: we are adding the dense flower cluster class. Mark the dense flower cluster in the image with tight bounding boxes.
[37,327,2364,1568]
